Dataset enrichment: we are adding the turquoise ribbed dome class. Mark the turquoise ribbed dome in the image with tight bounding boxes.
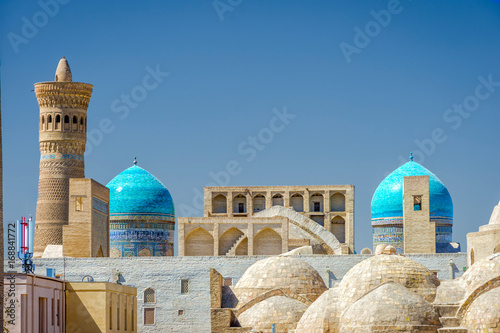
[371,161,452,219]
[106,165,174,216]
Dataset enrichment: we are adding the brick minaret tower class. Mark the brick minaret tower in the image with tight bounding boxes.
[33,58,93,257]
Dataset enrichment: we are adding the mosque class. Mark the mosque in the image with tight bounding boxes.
[107,159,175,257]
[14,58,500,332]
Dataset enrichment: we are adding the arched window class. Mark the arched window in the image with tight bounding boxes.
[144,288,155,303]
[72,115,78,131]
[40,115,45,130]
[80,116,84,125]
[64,115,70,131]
[310,193,323,212]
[213,194,227,214]
[185,227,214,256]
[233,194,247,214]
[41,115,45,124]
[330,216,345,243]
[253,194,265,213]
[290,193,304,212]
[254,228,282,255]
[330,193,346,211]
[55,115,61,130]
[219,227,245,255]
[272,193,284,206]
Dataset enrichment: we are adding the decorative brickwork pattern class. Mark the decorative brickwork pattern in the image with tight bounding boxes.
[336,255,440,308]
[234,256,327,307]
[461,285,500,332]
[237,296,308,333]
[339,282,440,332]
[295,287,341,333]
[34,59,93,256]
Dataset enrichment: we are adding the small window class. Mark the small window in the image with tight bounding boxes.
[144,288,155,303]
[64,115,69,123]
[80,117,84,125]
[117,301,120,330]
[178,310,184,316]
[48,115,52,123]
[223,278,232,286]
[75,197,83,211]
[414,196,422,211]
[124,298,127,331]
[55,115,61,123]
[313,202,321,212]
[181,279,189,294]
[73,115,77,123]
[238,203,244,213]
[144,308,155,325]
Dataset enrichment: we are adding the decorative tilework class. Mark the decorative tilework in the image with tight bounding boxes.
[371,160,456,253]
[41,153,84,160]
[92,197,108,214]
[371,161,453,219]
[107,164,175,257]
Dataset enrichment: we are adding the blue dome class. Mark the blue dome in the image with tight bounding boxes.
[106,165,174,217]
[371,161,453,219]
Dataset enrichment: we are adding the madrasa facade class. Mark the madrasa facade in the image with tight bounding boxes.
[20,58,500,332]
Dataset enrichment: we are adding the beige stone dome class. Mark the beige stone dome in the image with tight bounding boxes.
[461,253,500,294]
[237,296,308,333]
[337,254,440,307]
[462,286,500,331]
[295,287,341,333]
[234,256,327,305]
[339,282,440,333]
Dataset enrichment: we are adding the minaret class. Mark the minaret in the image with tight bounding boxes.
[33,58,93,257]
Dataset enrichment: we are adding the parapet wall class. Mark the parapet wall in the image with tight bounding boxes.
[19,253,466,333]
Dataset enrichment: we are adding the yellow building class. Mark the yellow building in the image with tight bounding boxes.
[65,282,137,333]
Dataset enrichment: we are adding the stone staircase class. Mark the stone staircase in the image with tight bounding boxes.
[226,235,247,256]
[434,304,468,333]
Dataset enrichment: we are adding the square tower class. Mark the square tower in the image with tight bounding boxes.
[403,175,436,253]
[63,179,110,257]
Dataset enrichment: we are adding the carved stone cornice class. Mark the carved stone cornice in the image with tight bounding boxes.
[34,82,93,109]
[40,141,86,154]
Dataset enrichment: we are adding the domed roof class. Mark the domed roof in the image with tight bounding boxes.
[237,296,308,332]
[295,287,341,333]
[461,253,500,295]
[462,287,500,331]
[107,164,174,217]
[340,282,440,332]
[371,159,453,219]
[337,254,440,307]
[234,256,327,305]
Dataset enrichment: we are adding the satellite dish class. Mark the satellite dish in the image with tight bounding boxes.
[82,275,94,282]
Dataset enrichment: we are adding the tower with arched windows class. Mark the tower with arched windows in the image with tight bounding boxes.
[33,57,93,256]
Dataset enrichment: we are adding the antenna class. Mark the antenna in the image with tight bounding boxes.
[17,216,35,274]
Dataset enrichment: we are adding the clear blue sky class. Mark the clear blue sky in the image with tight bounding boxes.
[1,0,500,253]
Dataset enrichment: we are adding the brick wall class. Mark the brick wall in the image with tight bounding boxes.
[23,253,466,333]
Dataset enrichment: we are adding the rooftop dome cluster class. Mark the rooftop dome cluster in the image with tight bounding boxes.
[234,252,454,332]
